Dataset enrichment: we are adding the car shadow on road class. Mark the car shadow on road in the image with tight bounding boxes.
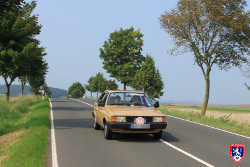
[115,131,180,143]
[115,133,161,143]
[52,118,94,129]
[161,131,180,142]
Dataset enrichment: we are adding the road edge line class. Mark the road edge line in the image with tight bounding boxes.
[166,114,250,140]
[159,139,214,167]
[50,98,59,167]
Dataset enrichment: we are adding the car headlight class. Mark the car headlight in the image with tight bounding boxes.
[153,117,165,122]
[115,116,126,122]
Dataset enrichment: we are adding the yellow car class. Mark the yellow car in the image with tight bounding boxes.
[92,90,167,139]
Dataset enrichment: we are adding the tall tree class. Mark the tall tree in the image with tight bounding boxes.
[92,72,107,97]
[29,74,46,95]
[68,82,85,98]
[19,42,48,95]
[159,0,250,116]
[100,27,145,90]
[131,55,164,99]
[0,1,42,101]
[43,83,51,97]
[85,77,95,98]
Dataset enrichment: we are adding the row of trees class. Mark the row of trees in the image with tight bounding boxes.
[0,0,49,100]
[99,27,164,99]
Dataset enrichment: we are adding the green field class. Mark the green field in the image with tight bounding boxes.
[163,104,250,113]
[159,104,250,137]
[0,96,50,167]
[191,106,250,113]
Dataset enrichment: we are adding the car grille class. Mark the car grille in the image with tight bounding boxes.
[126,116,153,123]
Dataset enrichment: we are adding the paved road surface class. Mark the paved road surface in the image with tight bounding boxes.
[47,98,250,167]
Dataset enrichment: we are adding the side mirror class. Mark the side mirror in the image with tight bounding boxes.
[154,101,159,108]
[98,103,105,107]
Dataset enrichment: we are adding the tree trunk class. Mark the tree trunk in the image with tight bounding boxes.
[4,77,14,102]
[201,74,210,116]
[97,92,98,98]
[21,80,26,96]
[91,92,92,98]
[123,83,126,90]
[6,84,10,101]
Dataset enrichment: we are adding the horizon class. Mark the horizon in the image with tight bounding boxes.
[1,84,249,105]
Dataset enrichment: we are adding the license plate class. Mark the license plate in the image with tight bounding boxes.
[130,124,150,129]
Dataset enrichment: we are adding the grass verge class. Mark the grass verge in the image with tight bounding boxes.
[159,105,250,137]
[0,96,50,167]
[0,96,36,136]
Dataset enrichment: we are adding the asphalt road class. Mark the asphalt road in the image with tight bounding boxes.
[47,98,250,167]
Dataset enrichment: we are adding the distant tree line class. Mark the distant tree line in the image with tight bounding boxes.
[0,85,67,98]
[0,0,49,101]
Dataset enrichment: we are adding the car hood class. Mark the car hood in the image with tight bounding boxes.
[106,106,164,117]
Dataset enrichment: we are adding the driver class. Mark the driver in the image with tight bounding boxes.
[131,96,140,105]
[114,95,121,104]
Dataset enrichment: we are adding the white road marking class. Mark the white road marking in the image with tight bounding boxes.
[72,99,214,166]
[50,98,59,167]
[159,139,214,167]
[71,98,94,107]
[166,114,250,140]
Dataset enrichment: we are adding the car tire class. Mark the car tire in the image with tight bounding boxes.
[104,123,113,139]
[153,130,162,139]
[94,117,100,130]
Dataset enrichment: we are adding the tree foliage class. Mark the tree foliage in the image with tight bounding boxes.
[43,83,51,97]
[105,79,118,90]
[245,83,250,90]
[100,27,145,90]
[68,82,85,98]
[84,77,95,98]
[20,42,48,95]
[85,74,119,98]
[159,0,250,116]
[131,55,164,99]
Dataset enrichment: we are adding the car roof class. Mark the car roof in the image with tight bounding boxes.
[104,90,144,94]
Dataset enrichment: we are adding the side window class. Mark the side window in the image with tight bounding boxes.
[98,93,108,104]
[101,94,108,104]
[97,93,105,103]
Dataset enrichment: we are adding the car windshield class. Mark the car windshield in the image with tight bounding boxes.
[106,92,154,107]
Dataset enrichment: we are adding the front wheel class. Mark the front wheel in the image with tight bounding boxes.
[153,130,162,139]
[104,123,113,139]
[94,117,100,130]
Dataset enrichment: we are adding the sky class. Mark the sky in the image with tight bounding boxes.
[1,0,250,104]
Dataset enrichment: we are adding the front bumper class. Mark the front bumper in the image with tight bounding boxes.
[106,121,167,131]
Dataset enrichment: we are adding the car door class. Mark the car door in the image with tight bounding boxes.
[96,93,108,126]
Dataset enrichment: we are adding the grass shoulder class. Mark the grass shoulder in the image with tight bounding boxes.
[159,105,250,137]
[0,96,50,167]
